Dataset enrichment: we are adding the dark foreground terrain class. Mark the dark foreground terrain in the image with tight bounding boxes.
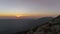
[0,15,60,34]
[12,15,60,34]
[0,17,52,34]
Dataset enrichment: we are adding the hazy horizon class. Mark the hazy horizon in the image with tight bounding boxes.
[0,0,60,19]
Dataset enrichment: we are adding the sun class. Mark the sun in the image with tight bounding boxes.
[16,15,21,18]
[16,16,20,18]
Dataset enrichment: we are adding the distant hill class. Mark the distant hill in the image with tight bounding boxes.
[12,15,60,34]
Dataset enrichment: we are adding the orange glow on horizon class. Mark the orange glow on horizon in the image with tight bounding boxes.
[15,15,23,18]
[0,14,57,17]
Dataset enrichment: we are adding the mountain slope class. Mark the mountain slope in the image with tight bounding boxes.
[12,17,52,34]
[12,15,60,34]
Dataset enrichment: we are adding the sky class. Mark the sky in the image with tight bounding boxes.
[0,0,60,17]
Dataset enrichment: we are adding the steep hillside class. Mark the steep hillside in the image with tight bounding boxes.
[12,15,60,34]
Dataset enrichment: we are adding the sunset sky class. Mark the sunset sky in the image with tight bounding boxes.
[0,0,60,18]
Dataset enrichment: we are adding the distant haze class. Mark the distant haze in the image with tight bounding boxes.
[0,0,60,18]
